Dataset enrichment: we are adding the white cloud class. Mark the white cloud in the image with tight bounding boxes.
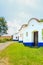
[18,12,27,18]
[16,11,33,24]
[18,12,32,18]
[16,0,38,9]
[5,0,42,10]
[7,20,21,35]
[7,27,14,35]
[7,0,14,3]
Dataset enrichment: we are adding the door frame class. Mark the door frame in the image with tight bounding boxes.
[33,31,38,46]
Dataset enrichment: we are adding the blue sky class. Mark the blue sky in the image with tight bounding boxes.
[0,0,43,35]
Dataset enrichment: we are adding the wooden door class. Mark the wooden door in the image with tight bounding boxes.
[34,31,38,46]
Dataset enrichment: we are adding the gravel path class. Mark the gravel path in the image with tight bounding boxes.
[0,41,14,51]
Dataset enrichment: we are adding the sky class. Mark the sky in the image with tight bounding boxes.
[0,0,43,35]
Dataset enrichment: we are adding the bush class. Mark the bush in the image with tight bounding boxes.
[5,38,12,41]
[0,38,6,43]
[0,37,12,43]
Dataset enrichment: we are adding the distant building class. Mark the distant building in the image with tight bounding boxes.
[13,32,19,41]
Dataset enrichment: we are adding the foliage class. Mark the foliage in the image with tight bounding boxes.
[0,37,12,43]
[40,19,43,22]
[0,38,6,43]
[0,17,8,36]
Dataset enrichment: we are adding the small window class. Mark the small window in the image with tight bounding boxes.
[26,32,28,36]
[42,29,43,40]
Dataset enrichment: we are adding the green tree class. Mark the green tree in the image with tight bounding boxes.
[40,19,43,22]
[0,17,8,36]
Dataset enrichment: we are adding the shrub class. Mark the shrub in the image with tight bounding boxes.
[5,38,12,41]
[0,37,12,43]
[0,38,6,43]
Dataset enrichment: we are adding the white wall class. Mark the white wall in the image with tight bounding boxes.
[23,20,43,43]
[13,33,19,40]
[18,29,23,41]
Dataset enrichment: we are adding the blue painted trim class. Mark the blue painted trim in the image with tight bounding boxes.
[19,40,23,43]
[13,40,18,41]
[23,42,34,46]
[23,42,43,47]
[38,42,43,47]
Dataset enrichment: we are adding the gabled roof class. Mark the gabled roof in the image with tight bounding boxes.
[18,18,42,31]
[28,18,40,25]
[18,24,28,31]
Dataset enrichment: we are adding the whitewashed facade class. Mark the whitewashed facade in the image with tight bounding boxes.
[23,18,43,46]
[13,32,19,41]
[18,24,27,42]
[18,29,23,42]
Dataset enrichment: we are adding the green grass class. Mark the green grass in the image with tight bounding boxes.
[0,42,43,65]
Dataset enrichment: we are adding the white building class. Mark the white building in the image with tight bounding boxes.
[13,32,19,41]
[23,18,43,46]
[18,24,27,42]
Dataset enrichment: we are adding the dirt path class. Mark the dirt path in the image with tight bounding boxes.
[0,41,14,51]
[0,41,14,65]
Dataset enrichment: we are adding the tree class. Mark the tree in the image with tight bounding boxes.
[40,19,43,22]
[0,17,8,36]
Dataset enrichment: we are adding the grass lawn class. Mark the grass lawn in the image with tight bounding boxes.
[0,42,43,65]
